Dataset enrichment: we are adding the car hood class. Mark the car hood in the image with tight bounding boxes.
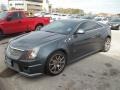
[10,31,66,50]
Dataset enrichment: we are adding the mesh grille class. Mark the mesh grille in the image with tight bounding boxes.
[7,46,23,60]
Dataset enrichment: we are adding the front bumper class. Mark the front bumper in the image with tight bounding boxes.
[5,56,44,77]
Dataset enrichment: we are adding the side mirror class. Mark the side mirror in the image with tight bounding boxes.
[6,16,12,21]
[76,29,85,34]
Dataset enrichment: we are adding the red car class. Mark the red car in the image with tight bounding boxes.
[0,11,50,36]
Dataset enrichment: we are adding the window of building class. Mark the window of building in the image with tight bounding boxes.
[15,3,24,6]
[26,0,43,3]
[10,4,12,6]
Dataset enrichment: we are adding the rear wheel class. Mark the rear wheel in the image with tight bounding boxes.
[102,37,111,52]
[45,51,66,76]
[35,25,42,31]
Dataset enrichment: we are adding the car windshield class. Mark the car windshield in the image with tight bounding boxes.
[110,18,120,22]
[95,18,102,21]
[41,20,79,34]
[0,12,7,19]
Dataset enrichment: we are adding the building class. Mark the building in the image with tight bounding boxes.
[0,0,8,11]
[8,0,50,14]
[8,0,43,13]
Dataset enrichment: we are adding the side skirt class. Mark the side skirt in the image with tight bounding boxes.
[67,50,100,65]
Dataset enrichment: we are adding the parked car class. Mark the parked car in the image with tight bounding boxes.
[80,16,94,20]
[108,18,120,30]
[94,17,109,24]
[5,19,111,77]
[0,11,50,37]
[50,13,61,21]
[58,14,71,20]
[34,12,53,22]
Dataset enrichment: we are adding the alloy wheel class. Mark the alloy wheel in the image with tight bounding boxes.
[48,53,66,75]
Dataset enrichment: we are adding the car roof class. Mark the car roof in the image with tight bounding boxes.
[60,19,105,26]
[59,19,99,24]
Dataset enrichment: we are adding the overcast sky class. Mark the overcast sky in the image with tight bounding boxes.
[49,0,120,14]
[0,0,120,14]
[0,0,8,4]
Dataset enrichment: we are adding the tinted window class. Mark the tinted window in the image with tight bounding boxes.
[0,12,7,19]
[95,18,102,21]
[11,12,22,20]
[78,21,102,31]
[110,18,120,22]
[41,20,79,34]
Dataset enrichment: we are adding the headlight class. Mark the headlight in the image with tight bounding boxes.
[23,47,40,60]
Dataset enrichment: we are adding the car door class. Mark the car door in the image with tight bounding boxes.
[69,21,101,60]
[3,12,25,34]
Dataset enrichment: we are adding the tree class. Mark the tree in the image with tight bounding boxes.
[53,8,84,15]
[10,7,16,10]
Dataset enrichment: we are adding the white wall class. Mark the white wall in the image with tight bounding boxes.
[43,0,49,12]
[0,0,8,11]
[9,1,27,11]
[8,1,42,11]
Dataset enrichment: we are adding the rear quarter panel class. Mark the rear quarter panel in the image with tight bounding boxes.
[25,17,50,31]
[99,23,111,41]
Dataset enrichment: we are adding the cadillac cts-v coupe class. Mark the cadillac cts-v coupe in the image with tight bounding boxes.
[5,20,111,77]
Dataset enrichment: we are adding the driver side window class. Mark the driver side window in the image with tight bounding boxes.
[10,12,22,20]
[78,21,102,31]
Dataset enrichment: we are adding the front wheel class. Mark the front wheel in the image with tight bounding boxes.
[45,51,67,76]
[102,37,111,52]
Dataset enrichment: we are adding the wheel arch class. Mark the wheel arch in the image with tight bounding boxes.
[34,23,44,31]
[47,49,68,61]
[106,35,111,39]
[52,49,68,58]
[43,48,68,66]
[35,23,44,28]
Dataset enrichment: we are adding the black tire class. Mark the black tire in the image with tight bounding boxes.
[118,26,120,30]
[0,31,4,40]
[102,37,111,52]
[45,51,67,76]
[35,25,42,31]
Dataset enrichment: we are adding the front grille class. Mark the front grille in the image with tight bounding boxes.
[6,46,23,60]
